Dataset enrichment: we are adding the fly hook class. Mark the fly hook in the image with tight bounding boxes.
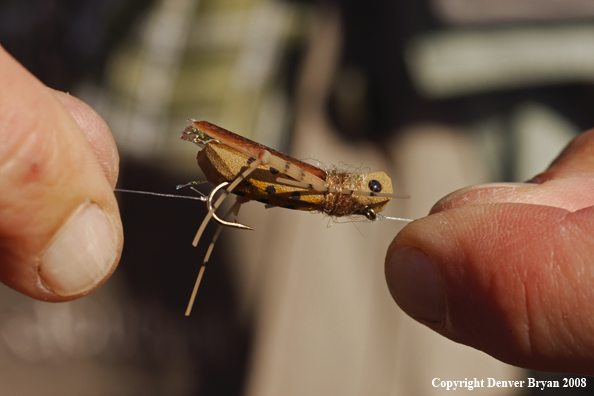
[207,182,254,230]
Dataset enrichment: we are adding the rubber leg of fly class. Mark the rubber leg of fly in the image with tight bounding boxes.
[185,200,243,316]
[204,199,242,263]
[185,266,206,316]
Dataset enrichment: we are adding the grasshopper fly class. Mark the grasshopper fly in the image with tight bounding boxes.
[180,120,410,315]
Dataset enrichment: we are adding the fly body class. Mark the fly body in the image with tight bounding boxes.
[180,120,409,315]
[182,120,405,220]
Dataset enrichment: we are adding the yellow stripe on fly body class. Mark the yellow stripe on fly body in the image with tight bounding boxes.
[180,120,410,315]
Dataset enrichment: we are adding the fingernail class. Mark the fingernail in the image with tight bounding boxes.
[387,246,445,323]
[40,203,117,296]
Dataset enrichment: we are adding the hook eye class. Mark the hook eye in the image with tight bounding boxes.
[363,207,377,221]
[208,182,254,230]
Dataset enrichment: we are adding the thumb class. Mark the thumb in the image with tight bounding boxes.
[0,46,123,301]
[386,129,594,375]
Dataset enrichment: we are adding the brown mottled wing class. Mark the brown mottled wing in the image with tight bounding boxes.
[192,121,326,185]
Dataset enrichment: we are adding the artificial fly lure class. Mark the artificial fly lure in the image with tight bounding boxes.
[179,120,411,315]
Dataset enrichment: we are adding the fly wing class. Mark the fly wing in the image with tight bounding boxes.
[190,120,326,186]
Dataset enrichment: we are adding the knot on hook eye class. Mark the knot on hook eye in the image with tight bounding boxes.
[363,207,377,221]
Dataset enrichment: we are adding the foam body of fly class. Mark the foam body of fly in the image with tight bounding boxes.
[186,121,395,218]
[198,141,323,211]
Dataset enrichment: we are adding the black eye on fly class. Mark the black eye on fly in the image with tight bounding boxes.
[368,180,382,193]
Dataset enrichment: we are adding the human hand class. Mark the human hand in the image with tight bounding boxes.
[0,45,123,301]
[385,130,594,375]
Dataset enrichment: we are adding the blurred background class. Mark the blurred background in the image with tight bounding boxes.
[1,0,594,395]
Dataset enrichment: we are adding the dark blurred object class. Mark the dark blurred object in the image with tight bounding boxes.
[0,0,152,91]
[327,0,594,143]
[327,1,423,140]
